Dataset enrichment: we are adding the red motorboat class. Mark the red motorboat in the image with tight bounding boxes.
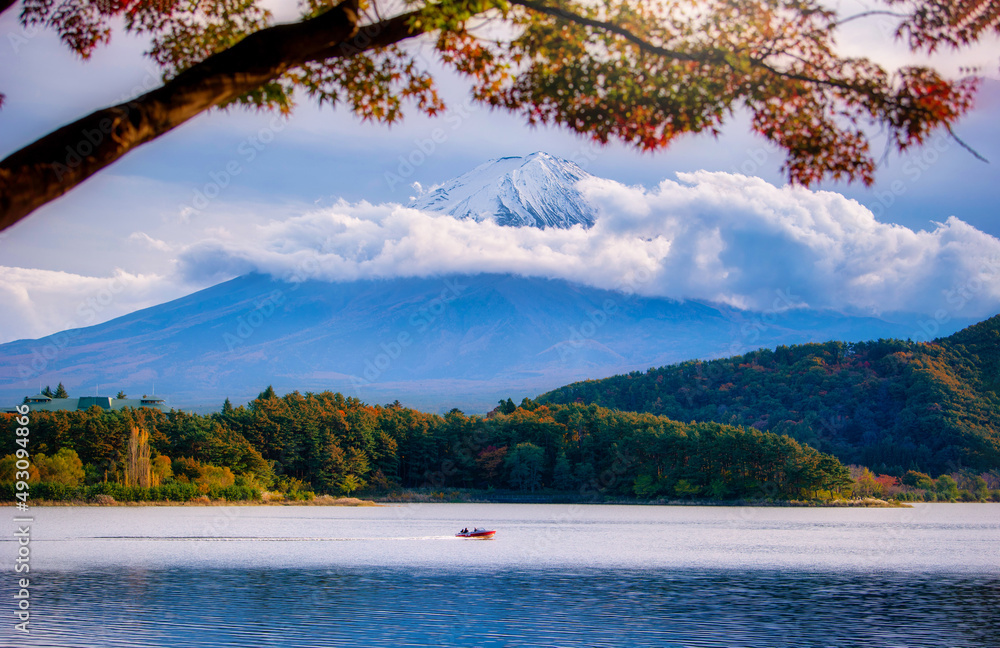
[456,527,496,539]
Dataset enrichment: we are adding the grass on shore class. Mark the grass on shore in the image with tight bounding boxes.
[10,494,381,507]
[3,490,915,508]
[369,489,910,507]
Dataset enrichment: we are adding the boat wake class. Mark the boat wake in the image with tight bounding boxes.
[88,535,465,542]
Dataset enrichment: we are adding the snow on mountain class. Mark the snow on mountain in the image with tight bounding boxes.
[2,154,979,413]
[408,152,598,229]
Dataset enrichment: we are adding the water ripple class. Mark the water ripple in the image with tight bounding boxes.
[10,567,999,648]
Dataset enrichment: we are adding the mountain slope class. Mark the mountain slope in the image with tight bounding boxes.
[0,273,930,413]
[940,315,1000,396]
[538,316,1000,474]
[408,152,598,228]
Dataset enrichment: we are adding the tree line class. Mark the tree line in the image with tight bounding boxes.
[1,388,871,502]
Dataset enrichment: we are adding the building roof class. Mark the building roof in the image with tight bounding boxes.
[3,395,168,413]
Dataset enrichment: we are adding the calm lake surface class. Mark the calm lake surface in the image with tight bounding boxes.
[3,503,999,647]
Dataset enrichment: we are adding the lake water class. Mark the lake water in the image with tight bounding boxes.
[3,503,999,647]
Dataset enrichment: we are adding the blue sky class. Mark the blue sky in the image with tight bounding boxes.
[1,1,999,344]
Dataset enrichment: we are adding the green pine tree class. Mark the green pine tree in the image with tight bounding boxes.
[552,451,575,491]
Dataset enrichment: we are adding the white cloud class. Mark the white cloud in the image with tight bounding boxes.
[0,267,195,343]
[171,171,1000,318]
[175,200,671,292]
[585,173,1000,316]
[4,171,998,345]
[128,232,176,252]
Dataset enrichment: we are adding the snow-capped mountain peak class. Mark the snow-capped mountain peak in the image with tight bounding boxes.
[408,152,598,229]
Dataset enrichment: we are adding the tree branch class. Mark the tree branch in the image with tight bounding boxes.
[1,0,983,230]
[830,10,909,29]
[0,1,424,231]
[946,123,989,163]
[510,0,724,64]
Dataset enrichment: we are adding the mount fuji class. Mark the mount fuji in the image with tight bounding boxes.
[408,151,597,228]
[0,153,973,413]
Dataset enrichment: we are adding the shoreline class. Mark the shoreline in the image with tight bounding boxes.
[370,491,911,508]
[3,495,382,507]
[3,492,912,508]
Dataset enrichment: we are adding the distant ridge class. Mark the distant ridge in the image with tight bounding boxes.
[538,315,1000,475]
[0,273,934,413]
[408,151,597,228]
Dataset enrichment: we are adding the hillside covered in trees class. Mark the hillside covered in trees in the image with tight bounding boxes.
[2,390,858,503]
[539,315,1000,476]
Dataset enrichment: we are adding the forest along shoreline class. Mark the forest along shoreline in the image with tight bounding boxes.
[7,318,1000,507]
[3,386,998,508]
[5,491,913,508]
